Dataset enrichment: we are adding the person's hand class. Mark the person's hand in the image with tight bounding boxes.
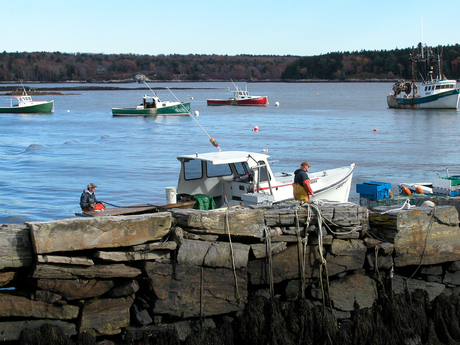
[90,204,95,209]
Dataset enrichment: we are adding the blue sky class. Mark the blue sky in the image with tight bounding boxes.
[1,0,459,56]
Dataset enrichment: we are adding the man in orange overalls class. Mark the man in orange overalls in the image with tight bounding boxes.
[293,162,314,201]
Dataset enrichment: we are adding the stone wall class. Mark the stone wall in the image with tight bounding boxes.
[1,199,460,344]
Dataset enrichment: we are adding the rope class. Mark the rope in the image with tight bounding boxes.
[380,198,413,214]
[225,209,241,301]
[200,266,204,320]
[295,209,306,298]
[166,86,221,151]
[264,225,275,297]
[304,203,336,324]
[408,205,436,279]
[374,244,388,299]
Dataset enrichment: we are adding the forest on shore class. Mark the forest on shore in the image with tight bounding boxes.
[1,43,459,83]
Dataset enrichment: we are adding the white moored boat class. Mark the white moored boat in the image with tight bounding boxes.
[174,150,355,208]
[387,44,460,109]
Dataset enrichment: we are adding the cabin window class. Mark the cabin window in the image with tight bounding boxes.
[425,86,428,91]
[207,161,232,178]
[183,159,203,180]
[436,85,441,90]
[234,162,250,176]
[257,160,269,182]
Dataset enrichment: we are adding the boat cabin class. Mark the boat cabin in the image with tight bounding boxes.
[175,151,293,207]
[421,79,457,97]
[138,95,161,109]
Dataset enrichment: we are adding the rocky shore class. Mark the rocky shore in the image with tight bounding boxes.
[2,197,460,344]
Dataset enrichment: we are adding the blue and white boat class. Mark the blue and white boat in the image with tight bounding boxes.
[387,44,460,109]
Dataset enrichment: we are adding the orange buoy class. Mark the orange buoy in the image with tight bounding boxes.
[373,128,378,131]
[209,137,219,148]
[389,189,393,197]
[402,186,411,196]
[262,148,268,152]
[253,126,259,132]
[415,186,424,194]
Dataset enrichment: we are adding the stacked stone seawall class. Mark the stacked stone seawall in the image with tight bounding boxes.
[1,198,460,344]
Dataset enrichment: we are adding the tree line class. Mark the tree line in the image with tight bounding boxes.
[1,44,459,83]
[281,44,460,81]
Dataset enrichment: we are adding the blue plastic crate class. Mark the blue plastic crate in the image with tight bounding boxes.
[356,181,391,200]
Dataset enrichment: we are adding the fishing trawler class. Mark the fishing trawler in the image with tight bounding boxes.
[387,44,460,109]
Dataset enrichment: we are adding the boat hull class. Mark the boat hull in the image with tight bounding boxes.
[0,101,54,113]
[112,102,191,116]
[257,164,355,203]
[207,96,268,106]
[387,89,460,109]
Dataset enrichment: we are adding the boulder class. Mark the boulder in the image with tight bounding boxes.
[327,274,378,311]
[80,296,133,336]
[370,206,460,267]
[0,294,79,319]
[32,263,141,279]
[28,213,172,254]
[0,320,76,342]
[172,209,265,238]
[177,239,250,269]
[392,274,445,301]
[325,239,367,276]
[144,261,247,318]
[0,224,32,268]
[36,279,115,300]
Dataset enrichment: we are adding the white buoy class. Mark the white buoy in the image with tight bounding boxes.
[275,101,280,106]
[263,148,268,152]
[191,96,194,100]
[194,110,199,116]
[253,126,259,132]
[67,110,70,112]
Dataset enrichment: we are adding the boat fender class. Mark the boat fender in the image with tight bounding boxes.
[402,186,411,196]
[415,186,424,194]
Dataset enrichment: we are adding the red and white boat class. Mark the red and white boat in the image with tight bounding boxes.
[207,82,268,106]
[174,150,355,207]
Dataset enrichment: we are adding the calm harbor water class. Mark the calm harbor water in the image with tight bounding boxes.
[1,81,459,223]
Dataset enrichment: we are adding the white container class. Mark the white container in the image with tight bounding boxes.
[165,187,177,204]
[242,192,274,206]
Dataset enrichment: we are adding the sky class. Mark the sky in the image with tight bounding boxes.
[1,0,459,57]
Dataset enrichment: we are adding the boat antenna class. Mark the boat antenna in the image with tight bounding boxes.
[19,80,28,96]
[143,81,157,96]
[166,87,221,151]
[421,14,424,58]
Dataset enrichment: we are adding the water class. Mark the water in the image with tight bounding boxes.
[1,81,459,223]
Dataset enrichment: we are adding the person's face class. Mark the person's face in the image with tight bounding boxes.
[89,187,96,192]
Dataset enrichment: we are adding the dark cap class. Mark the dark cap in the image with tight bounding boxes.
[87,183,97,189]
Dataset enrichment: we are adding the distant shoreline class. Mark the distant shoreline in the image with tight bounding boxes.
[0,79,397,94]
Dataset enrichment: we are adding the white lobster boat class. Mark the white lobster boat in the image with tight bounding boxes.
[174,150,355,208]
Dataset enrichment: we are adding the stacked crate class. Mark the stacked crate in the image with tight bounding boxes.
[356,181,391,200]
[433,175,460,196]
